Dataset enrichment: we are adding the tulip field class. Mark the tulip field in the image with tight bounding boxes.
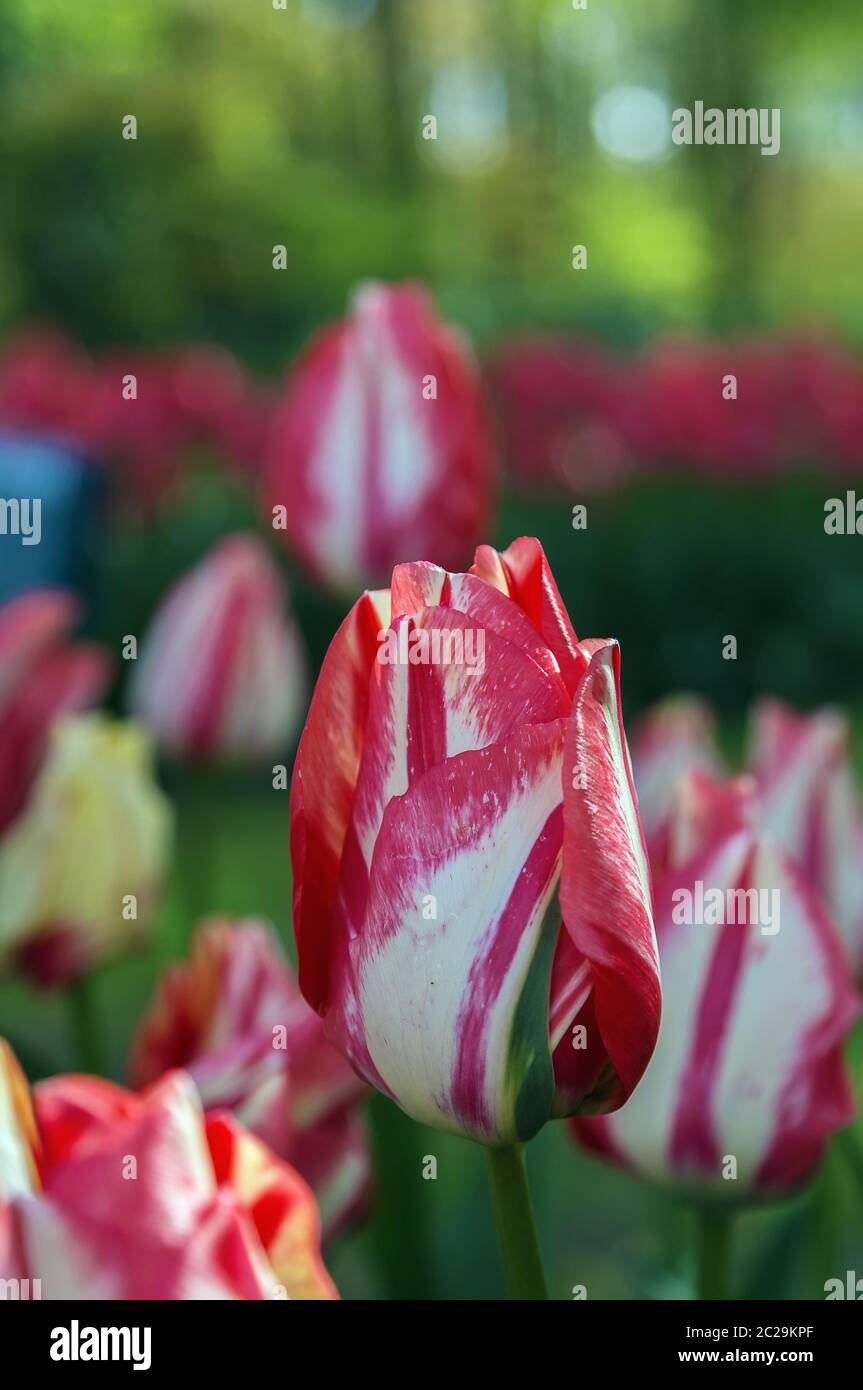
[0,0,862,1333]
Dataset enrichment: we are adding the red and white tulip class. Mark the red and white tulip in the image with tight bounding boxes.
[128,533,308,762]
[573,773,859,1199]
[290,536,660,1145]
[0,1041,336,1299]
[265,282,492,591]
[131,917,371,1240]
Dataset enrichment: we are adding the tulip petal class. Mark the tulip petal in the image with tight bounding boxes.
[392,562,570,694]
[473,537,582,694]
[561,639,660,1104]
[630,695,723,860]
[0,644,112,833]
[291,588,390,1009]
[748,698,863,973]
[0,1040,40,1200]
[345,719,567,1143]
[289,1109,371,1240]
[667,770,757,871]
[350,607,570,873]
[696,849,858,1190]
[447,572,573,690]
[206,1112,337,1299]
[0,590,79,702]
[34,1073,140,1170]
[390,560,449,616]
[576,833,859,1195]
[130,918,313,1092]
[130,917,369,1240]
[0,592,111,835]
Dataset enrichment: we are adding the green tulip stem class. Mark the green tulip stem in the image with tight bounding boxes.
[484,1144,549,1300]
[696,1206,733,1300]
[67,973,104,1076]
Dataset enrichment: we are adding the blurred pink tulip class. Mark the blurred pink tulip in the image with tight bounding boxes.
[0,1040,337,1299]
[91,351,193,512]
[633,338,786,477]
[782,339,863,473]
[95,345,270,509]
[0,590,110,834]
[0,326,270,512]
[265,281,492,590]
[169,345,272,479]
[130,917,371,1240]
[573,773,859,1200]
[128,533,308,762]
[491,336,635,493]
[0,328,109,451]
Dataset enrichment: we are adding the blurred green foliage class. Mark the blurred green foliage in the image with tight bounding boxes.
[1,0,863,360]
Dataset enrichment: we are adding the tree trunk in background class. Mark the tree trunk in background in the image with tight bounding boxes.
[373,0,415,189]
[679,0,764,332]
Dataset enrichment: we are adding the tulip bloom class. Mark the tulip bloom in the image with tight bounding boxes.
[131,917,370,1240]
[128,533,307,762]
[0,590,110,833]
[0,715,172,985]
[573,773,859,1199]
[291,537,660,1146]
[265,282,492,591]
[0,1040,337,1299]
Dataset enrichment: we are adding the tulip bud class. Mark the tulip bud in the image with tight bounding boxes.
[573,776,859,1199]
[0,714,173,985]
[128,533,308,763]
[131,917,370,1240]
[265,281,492,591]
[290,537,660,1145]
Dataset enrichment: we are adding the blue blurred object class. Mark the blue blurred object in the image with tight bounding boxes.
[0,432,104,604]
